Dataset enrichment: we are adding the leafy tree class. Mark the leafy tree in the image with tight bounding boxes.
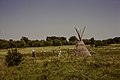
[90,37,95,47]
[53,39,62,46]
[61,40,67,45]
[31,40,40,47]
[27,40,32,47]
[59,37,67,45]
[40,40,46,47]
[46,36,67,46]
[95,40,108,47]
[83,39,91,45]
[46,36,56,41]
[16,40,27,48]
[106,38,114,44]
[5,49,23,66]
[9,39,17,48]
[46,40,53,46]
[67,41,76,45]
[60,37,67,41]
[21,36,29,43]
[113,37,120,43]
[46,36,67,41]
[69,36,78,42]
[68,36,78,45]
[0,40,10,49]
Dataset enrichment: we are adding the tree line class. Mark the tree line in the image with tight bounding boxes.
[0,36,120,49]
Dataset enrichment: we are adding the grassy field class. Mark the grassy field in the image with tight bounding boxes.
[0,44,120,80]
[0,45,75,55]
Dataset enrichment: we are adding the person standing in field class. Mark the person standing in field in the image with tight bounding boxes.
[58,47,61,57]
[32,49,35,57]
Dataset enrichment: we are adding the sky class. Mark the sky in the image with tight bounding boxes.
[0,0,120,40]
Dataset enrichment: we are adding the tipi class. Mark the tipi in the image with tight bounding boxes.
[75,26,91,56]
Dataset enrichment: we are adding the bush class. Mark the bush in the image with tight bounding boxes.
[95,40,108,47]
[5,49,23,66]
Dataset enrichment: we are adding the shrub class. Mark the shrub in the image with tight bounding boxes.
[5,49,23,66]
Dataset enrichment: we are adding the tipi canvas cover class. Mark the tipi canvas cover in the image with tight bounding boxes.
[75,27,91,56]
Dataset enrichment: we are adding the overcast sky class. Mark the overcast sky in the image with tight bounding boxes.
[0,0,120,40]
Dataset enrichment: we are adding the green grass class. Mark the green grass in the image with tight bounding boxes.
[0,45,75,55]
[0,44,120,80]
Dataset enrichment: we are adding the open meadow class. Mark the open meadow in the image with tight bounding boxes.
[0,44,120,80]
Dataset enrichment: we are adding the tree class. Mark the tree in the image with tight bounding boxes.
[67,41,75,45]
[21,36,29,43]
[106,38,114,44]
[83,39,91,45]
[46,40,53,46]
[46,36,67,46]
[68,36,78,45]
[40,40,46,47]
[27,40,32,47]
[69,36,78,42]
[95,40,108,47]
[9,39,17,48]
[60,37,67,41]
[46,36,56,41]
[113,37,120,43]
[53,39,62,46]
[17,40,26,48]
[32,41,40,47]
[0,40,10,49]
[59,37,67,45]
[90,37,95,47]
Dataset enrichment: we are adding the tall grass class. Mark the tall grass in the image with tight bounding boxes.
[0,45,120,80]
